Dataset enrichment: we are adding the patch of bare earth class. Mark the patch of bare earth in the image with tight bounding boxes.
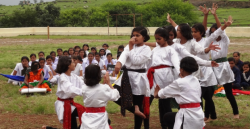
[0,39,126,46]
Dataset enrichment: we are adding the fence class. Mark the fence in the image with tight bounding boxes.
[0,27,250,37]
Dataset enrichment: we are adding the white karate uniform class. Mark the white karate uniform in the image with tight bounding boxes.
[55,73,85,123]
[158,75,205,129]
[8,63,25,85]
[81,84,120,129]
[43,65,52,79]
[101,55,107,61]
[47,64,59,84]
[97,59,105,70]
[210,29,234,85]
[72,63,83,76]
[118,44,152,96]
[105,49,111,56]
[149,45,180,94]
[85,50,89,56]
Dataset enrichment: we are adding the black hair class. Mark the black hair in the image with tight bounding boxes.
[118,45,124,50]
[155,27,170,41]
[243,61,250,67]
[233,52,240,56]
[77,56,83,62]
[31,61,40,71]
[99,48,106,55]
[180,57,198,74]
[107,53,112,57]
[95,52,101,57]
[79,49,87,58]
[74,46,81,50]
[21,56,29,62]
[55,56,72,74]
[83,44,89,50]
[46,55,52,60]
[38,51,45,56]
[117,52,122,58]
[209,23,218,35]
[88,52,94,56]
[57,48,63,52]
[91,47,97,55]
[178,23,193,40]
[68,47,74,51]
[63,50,69,54]
[131,26,150,42]
[102,43,109,47]
[39,58,46,62]
[192,23,206,37]
[72,56,78,60]
[74,50,79,54]
[228,57,235,63]
[84,64,101,86]
[30,53,36,58]
[163,25,177,38]
[50,51,56,55]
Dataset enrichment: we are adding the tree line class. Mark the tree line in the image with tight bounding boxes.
[0,0,198,28]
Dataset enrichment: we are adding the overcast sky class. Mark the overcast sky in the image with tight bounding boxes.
[0,0,55,6]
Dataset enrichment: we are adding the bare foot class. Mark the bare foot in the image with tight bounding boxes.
[234,114,239,119]
[42,125,47,129]
[134,105,146,119]
[205,118,216,123]
[204,117,208,121]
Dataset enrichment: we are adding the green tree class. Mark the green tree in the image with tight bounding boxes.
[56,8,88,27]
[101,2,137,27]
[37,4,60,26]
[136,0,198,27]
[88,7,109,27]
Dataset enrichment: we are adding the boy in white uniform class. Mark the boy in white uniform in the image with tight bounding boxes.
[154,57,205,129]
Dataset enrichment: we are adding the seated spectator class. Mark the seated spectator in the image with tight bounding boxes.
[228,57,242,90]
[241,61,250,90]
[233,52,243,72]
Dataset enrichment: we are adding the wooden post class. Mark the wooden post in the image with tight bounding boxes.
[108,15,109,36]
[47,26,50,40]
[116,15,118,36]
[133,14,135,28]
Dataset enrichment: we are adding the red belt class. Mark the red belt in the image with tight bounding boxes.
[86,107,106,113]
[57,97,86,129]
[179,103,200,108]
[147,65,171,89]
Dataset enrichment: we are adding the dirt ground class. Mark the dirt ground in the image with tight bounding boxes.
[1,38,250,129]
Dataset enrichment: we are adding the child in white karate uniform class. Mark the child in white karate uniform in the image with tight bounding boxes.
[54,56,86,129]
[148,27,180,129]
[81,65,120,129]
[154,57,205,129]
[115,27,152,129]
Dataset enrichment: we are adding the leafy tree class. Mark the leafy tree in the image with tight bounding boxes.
[56,8,88,27]
[37,4,60,26]
[88,7,109,27]
[136,0,198,27]
[101,2,137,27]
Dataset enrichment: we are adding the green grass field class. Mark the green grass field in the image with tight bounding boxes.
[0,35,250,128]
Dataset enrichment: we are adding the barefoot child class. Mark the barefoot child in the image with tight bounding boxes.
[54,56,86,129]
[154,57,205,129]
[20,61,51,92]
[115,27,152,129]
[147,27,180,129]
[81,65,120,129]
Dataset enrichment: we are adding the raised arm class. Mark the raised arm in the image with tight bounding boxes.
[199,4,210,31]
[210,3,221,28]
[166,13,177,27]
[145,42,157,47]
